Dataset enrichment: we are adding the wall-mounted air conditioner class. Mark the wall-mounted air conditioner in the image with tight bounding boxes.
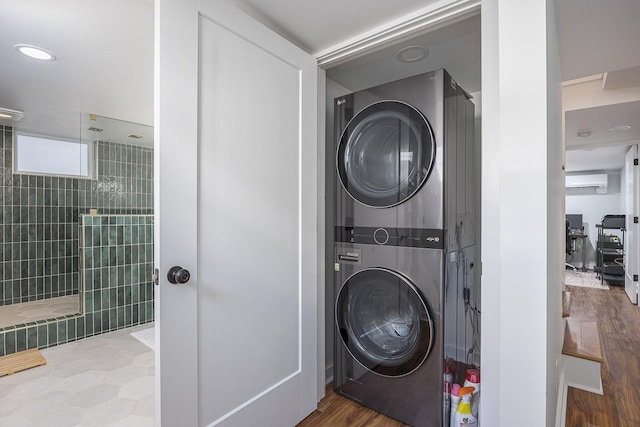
[565,174,608,194]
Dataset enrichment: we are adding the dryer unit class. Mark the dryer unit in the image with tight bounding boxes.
[334,69,476,252]
[334,69,477,427]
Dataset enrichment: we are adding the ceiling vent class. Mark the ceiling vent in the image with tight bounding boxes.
[565,174,608,194]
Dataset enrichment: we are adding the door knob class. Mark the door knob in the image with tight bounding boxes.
[167,266,191,284]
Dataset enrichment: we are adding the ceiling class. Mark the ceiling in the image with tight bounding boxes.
[325,15,481,94]
[0,0,154,143]
[565,145,631,173]
[565,101,640,150]
[0,0,639,171]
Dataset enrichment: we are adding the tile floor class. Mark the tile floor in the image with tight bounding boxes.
[0,296,80,329]
[0,324,155,426]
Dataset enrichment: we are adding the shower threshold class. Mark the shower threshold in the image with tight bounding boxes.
[0,295,80,329]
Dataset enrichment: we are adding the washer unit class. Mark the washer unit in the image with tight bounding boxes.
[334,69,476,427]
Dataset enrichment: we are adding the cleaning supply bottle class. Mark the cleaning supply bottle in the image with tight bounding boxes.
[463,368,480,423]
[449,383,461,427]
[451,386,477,427]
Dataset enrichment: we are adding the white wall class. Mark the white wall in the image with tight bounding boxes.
[482,0,562,425]
[566,170,623,268]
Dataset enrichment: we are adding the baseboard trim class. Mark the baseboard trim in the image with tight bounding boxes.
[325,363,333,385]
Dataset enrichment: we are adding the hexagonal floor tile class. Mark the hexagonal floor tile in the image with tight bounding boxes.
[131,352,154,368]
[79,397,136,426]
[104,364,149,386]
[117,376,154,400]
[60,371,107,393]
[110,415,155,427]
[133,394,155,418]
[71,384,120,408]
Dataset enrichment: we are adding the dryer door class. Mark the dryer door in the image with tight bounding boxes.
[336,267,434,377]
[337,101,436,208]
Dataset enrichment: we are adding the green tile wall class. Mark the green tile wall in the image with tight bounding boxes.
[0,214,154,356]
[79,214,154,337]
[0,125,153,307]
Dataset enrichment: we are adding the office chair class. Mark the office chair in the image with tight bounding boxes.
[565,219,577,271]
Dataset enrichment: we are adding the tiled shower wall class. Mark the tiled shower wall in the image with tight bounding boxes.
[0,214,154,356]
[0,125,153,306]
[80,215,154,335]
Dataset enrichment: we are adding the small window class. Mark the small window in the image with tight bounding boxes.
[14,133,94,178]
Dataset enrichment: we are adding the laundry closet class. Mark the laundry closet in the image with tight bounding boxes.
[323,14,482,427]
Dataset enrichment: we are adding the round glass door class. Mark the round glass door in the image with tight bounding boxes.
[336,268,434,377]
[337,101,435,208]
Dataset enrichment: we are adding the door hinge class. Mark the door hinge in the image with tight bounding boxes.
[634,274,638,282]
[634,158,638,166]
[635,216,639,224]
[152,268,160,286]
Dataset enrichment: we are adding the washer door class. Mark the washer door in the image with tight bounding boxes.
[336,268,434,377]
[337,101,436,208]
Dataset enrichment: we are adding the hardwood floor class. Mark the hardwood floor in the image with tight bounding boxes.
[565,285,640,427]
[298,385,408,427]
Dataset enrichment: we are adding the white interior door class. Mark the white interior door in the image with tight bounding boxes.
[624,145,638,304]
[155,0,319,425]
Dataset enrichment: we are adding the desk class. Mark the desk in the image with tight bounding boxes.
[570,233,588,272]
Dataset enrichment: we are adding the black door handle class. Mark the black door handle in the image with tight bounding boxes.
[167,266,190,284]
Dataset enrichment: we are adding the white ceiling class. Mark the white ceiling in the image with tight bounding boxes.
[556,0,640,173]
[556,0,640,81]
[565,145,631,173]
[565,101,640,150]
[227,0,444,55]
[0,0,154,141]
[0,0,639,172]
[325,15,481,94]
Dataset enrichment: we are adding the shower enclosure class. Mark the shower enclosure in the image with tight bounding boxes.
[0,114,154,356]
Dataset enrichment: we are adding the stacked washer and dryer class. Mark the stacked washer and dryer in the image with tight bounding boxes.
[333,69,478,427]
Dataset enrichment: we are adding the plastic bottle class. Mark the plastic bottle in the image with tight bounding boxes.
[451,386,477,427]
[463,369,480,423]
[449,383,461,427]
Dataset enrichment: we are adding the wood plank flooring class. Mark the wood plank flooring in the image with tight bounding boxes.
[565,285,640,427]
[298,385,408,427]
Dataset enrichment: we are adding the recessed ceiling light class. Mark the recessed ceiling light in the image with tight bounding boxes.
[15,44,56,61]
[608,125,631,132]
[577,131,592,138]
[0,107,24,122]
[396,45,429,63]
[88,127,103,132]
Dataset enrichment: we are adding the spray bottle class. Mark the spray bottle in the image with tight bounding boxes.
[451,386,477,427]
